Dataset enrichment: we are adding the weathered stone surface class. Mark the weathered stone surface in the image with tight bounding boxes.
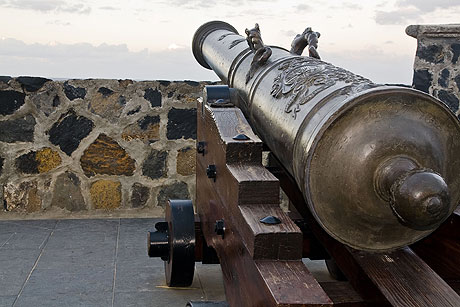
[0,115,35,143]
[4,181,41,212]
[30,85,61,116]
[127,106,141,115]
[177,146,196,176]
[0,76,12,84]
[0,157,3,175]
[413,69,432,93]
[118,79,134,88]
[80,134,136,177]
[131,183,150,208]
[51,172,86,211]
[438,69,450,88]
[142,149,167,179]
[122,115,160,143]
[48,110,94,155]
[455,74,460,92]
[0,90,26,115]
[64,81,86,100]
[89,88,125,119]
[184,80,200,87]
[416,44,444,63]
[159,80,171,86]
[17,76,51,92]
[144,88,161,107]
[167,108,197,140]
[36,148,62,173]
[15,151,38,174]
[15,148,61,174]
[437,89,459,112]
[157,181,189,208]
[452,43,460,64]
[90,180,121,210]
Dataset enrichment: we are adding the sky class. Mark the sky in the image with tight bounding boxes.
[0,0,459,84]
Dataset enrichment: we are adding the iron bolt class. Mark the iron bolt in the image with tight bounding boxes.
[215,219,225,239]
[206,165,217,181]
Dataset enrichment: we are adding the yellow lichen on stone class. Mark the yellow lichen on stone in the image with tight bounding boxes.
[176,147,196,176]
[36,147,62,173]
[90,180,121,210]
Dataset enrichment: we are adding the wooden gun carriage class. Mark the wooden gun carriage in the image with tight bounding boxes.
[148,21,460,306]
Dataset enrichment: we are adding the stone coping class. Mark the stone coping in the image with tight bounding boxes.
[406,24,460,38]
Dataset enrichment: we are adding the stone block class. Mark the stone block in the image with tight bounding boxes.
[48,110,94,155]
[162,81,209,104]
[0,76,12,84]
[167,107,197,140]
[50,172,86,211]
[131,183,150,208]
[90,180,121,210]
[88,87,125,119]
[438,69,450,88]
[0,156,3,175]
[144,88,161,107]
[118,79,134,88]
[17,76,51,92]
[176,146,196,176]
[30,84,61,116]
[63,81,86,100]
[122,115,160,143]
[416,44,444,64]
[451,43,460,64]
[4,181,41,212]
[80,134,136,177]
[0,115,35,143]
[0,90,26,115]
[16,148,61,174]
[437,89,459,112]
[412,69,432,93]
[455,74,460,92]
[157,181,190,208]
[142,149,167,179]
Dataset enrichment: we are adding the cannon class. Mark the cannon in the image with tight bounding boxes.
[148,21,460,306]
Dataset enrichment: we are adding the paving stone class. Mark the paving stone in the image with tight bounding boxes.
[15,291,112,307]
[142,149,168,179]
[50,172,86,211]
[0,220,57,231]
[54,218,119,231]
[131,183,150,208]
[46,229,117,250]
[16,76,51,92]
[0,249,41,296]
[157,181,190,208]
[115,265,166,292]
[90,179,122,210]
[167,108,197,140]
[63,81,86,100]
[0,115,35,143]
[48,110,93,155]
[37,247,115,270]
[0,90,26,115]
[0,295,15,307]
[113,289,205,307]
[0,228,51,250]
[81,134,135,177]
[144,88,162,107]
[177,146,196,176]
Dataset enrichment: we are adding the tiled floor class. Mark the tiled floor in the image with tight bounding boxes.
[0,218,226,307]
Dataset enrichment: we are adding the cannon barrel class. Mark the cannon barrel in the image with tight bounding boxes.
[192,21,460,251]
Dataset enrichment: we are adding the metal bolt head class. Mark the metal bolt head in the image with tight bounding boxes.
[206,165,217,181]
[215,219,225,238]
[197,142,205,155]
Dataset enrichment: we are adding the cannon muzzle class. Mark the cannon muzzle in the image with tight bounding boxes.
[192,21,460,251]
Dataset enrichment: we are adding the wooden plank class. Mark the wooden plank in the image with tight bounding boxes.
[319,282,366,307]
[351,247,460,307]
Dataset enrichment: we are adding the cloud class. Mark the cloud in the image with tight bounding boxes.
[0,37,217,81]
[99,6,119,11]
[294,4,311,12]
[46,20,71,26]
[0,0,91,14]
[375,0,460,25]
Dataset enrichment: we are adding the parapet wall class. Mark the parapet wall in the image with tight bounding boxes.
[407,24,460,116]
[0,77,212,218]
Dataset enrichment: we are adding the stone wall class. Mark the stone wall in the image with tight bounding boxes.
[407,24,460,115]
[0,76,212,218]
